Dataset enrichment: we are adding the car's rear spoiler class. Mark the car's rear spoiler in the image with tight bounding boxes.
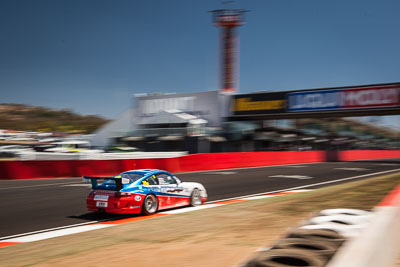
[82,176,130,191]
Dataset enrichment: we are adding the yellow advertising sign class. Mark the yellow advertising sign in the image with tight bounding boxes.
[234,98,286,111]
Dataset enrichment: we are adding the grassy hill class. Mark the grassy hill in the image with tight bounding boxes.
[0,104,109,133]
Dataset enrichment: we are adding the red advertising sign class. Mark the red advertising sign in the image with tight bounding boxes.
[342,85,400,108]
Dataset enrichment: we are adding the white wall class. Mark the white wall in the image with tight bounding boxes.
[90,108,136,149]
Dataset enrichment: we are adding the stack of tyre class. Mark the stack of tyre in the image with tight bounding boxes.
[242,208,373,267]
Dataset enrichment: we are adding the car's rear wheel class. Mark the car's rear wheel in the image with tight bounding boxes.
[190,188,202,207]
[142,194,158,215]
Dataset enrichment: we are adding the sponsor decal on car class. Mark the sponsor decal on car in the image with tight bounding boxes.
[94,195,109,201]
[93,190,115,195]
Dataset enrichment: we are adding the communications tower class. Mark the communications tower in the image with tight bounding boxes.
[211,7,247,93]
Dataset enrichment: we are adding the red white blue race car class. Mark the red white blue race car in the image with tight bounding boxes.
[84,169,207,215]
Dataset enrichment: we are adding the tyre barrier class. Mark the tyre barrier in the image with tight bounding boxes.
[273,238,337,260]
[317,208,371,217]
[245,248,326,267]
[299,224,363,239]
[327,184,400,267]
[285,229,346,248]
[307,214,371,226]
[299,210,373,238]
[240,209,373,267]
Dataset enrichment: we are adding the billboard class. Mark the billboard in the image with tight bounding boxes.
[287,85,400,112]
[136,91,230,127]
[342,86,399,108]
[232,92,286,115]
[287,90,340,112]
[230,83,400,118]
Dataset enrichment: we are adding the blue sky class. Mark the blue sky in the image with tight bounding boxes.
[0,0,399,128]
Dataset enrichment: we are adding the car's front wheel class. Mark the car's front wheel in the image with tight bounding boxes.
[142,194,158,215]
[190,188,202,207]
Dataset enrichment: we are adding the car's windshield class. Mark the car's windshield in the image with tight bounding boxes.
[94,178,117,190]
[119,172,145,183]
[93,173,144,190]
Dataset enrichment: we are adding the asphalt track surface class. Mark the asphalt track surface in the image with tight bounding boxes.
[1,159,399,238]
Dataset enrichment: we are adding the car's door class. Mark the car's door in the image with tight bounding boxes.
[171,175,191,206]
[141,175,161,196]
[156,173,186,208]
[138,175,163,212]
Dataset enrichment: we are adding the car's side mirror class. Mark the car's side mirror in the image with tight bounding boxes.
[121,178,130,184]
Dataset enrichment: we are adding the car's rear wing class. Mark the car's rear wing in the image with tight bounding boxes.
[82,176,130,191]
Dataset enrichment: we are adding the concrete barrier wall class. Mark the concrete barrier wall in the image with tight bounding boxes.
[0,151,324,180]
[340,150,400,161]
[0,150,398,180]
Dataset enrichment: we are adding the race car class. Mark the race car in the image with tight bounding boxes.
[84,169,207,215]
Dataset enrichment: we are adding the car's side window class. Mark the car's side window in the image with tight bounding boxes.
[142,175,158,185]
[157,173,176,185]
[173,176,181,183]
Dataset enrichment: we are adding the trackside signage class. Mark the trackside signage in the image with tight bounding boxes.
[232,92,286,115]
[343,86,398,108]
[288,85,400,112]
[288,90,339,111]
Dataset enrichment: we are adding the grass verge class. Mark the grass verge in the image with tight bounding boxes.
[1,172,399,267]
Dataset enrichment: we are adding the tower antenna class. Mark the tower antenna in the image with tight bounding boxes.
[210,4,248,93]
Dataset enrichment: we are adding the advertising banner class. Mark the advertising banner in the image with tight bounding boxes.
[287,90,340,112]
[287,85,400,112]
[342,86,399,109]
[233,92,287,115]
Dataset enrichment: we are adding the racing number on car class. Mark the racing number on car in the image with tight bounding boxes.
[96,201,108,208]
[94,195,109,208]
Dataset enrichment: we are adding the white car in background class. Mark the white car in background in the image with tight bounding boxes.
[0,145,35,154]
[0,145,35,158]
[44,140,103,153]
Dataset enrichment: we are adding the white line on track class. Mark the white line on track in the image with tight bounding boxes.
[0,221,100,241]
[0,215,129,241]
[202,171,238,175]
[0,189,314,241]
[158,204,225,214]
[4,224,114,243]
[335,167,369,171]
[1,167,399,243]
[61,184,92,187]
[0,181,84,190]
[269,175,313,180]
[286,165,308,168]
[176,162,320,174]
[375,163,399,166]
[206,168,400,204]
[0,162,320,190]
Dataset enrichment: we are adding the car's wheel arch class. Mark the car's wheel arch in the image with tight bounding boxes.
[141,193,159,215]
[190,187,202,206]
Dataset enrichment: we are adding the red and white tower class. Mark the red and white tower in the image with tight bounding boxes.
[211,8,247,93]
